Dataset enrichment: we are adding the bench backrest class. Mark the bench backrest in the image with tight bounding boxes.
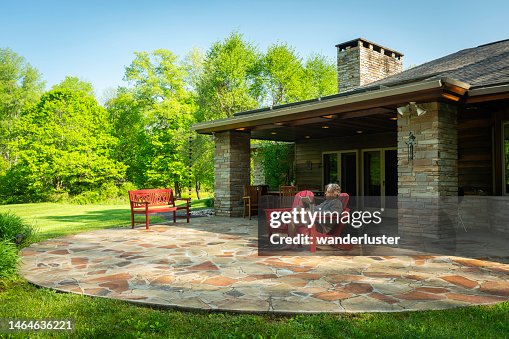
[129,189,175,208]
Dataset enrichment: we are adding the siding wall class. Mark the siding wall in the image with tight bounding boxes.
[295,132,396,190]
[457,109,493,194]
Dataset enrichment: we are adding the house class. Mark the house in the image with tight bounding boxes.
[192,38,509,237]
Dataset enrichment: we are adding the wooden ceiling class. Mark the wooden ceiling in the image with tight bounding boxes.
[250,108,398,141]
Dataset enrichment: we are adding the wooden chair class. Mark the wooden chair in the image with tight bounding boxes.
[264,190,314,237]
[297,193,353,252]
[279,185,297,207]
[243,185,268,219]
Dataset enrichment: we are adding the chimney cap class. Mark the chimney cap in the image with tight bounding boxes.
[335,38,404,58]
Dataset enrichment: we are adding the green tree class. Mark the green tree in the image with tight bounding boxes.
[302,53,337,98]
[2,89,125,202]
[190,134,214,199]
[196,32,262,121]
[108,49,195,196]
[52,76,95,97]
[183,48,214,197]
[106,89,150,187]
[124,49,187,104]
[0,48,45,169]
[260,43,305,105]
[255,141,294,190]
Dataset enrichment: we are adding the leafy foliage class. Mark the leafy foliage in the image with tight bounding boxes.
[0,33,337,203]
[255,142,295,190]
[1,89,125,202]
[0,240,18,279]
[261,43,305,105]
[196,32,261,121]
[0,211,37,247]
[0,211,37,279]
[52,76,95,97]
[0,48,45,171]
[303,53,337,98]
[108,49,195,196]
[0,48,44,121]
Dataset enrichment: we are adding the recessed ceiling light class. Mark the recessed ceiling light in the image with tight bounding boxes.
[271,132,277,135]
[390,117,398,120]
[274,122,284,126]
[304,135,311,139]
[235,127,246,131]
[322,115,335,119]
[322,125,330,129]
[356,130,363,134]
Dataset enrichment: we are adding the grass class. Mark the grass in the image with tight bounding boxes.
[0,202,508,338]
[0,198,212,241]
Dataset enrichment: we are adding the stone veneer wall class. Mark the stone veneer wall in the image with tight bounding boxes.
[397,102,459,239]
[214,131,250,217]
[337,40,403,93]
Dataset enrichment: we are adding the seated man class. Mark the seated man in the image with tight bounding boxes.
[284,183,343,249]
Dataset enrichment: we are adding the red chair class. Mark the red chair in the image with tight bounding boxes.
[297,193,353,252]
[265,190,314,237]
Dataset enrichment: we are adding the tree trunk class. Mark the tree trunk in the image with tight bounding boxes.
[174,182,181,198]
[195,180,201,200]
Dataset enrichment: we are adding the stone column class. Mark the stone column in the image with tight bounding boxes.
[214,131,251,217]
[397,102,458,241]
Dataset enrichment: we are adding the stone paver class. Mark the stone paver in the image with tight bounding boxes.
[20,217,509,314]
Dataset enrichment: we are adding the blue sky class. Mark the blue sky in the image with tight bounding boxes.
[2,0,508,98]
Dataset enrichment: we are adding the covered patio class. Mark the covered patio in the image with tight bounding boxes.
[193,39,509,244]
[20,217,509,313]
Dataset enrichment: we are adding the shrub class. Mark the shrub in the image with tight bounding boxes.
[71,182,136,204]
[0,212,37,248]
[118,182,137,197]
[48,191,70,203]
[72,191,101,205]
[255,142,294,190]
[204,198,214,208]
[0,240,19,279]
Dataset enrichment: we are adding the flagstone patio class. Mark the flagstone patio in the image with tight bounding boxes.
[20,216,509,313]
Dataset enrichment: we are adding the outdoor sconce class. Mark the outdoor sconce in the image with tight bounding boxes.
[306,160,313,170]
[397,102,427,117]
[406,132,416,160]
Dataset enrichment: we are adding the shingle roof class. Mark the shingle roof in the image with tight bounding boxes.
[232,39,509,118]
[369,39,509,89]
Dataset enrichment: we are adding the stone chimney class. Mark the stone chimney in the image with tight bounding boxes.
[336,38,403,93]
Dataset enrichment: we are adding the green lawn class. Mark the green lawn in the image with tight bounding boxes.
[0,203,508,338]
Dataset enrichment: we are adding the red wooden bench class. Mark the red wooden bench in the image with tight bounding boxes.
[128,189,190,229]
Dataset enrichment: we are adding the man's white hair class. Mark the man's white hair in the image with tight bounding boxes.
[325,183,341,194]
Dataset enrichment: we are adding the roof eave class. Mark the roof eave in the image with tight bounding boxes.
[192,78,468,134]
[466,83,509,104]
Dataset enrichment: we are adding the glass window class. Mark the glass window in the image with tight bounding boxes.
[323,153,338,186]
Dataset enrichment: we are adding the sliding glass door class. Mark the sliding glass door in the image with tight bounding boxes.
[323,148,396,205]
[323,151,358,196]
[361,148,397,209]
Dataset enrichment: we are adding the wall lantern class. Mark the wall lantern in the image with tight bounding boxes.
[406,131,416,160]
[397,102,427,117]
